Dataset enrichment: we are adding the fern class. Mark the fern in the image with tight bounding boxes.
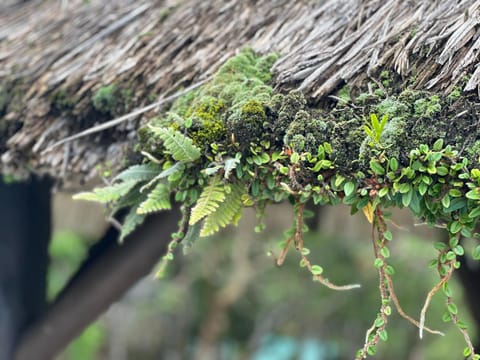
[73,180,137,204]
[140,162,184,192]
[149,126,201,162]
[119,206,146,242]
[114,163,160,182]
[190,179,226,225]
[137,183,171,214]
[201,183,244,236]
[182,221,202,254]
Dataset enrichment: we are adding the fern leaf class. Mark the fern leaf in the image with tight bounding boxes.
[119,206,146,242]
[140,162,184,192]
[111,184,147,215]
[73,180,137,204]
[190,179,226,225]
[149,126,201,162]
[224,157,241,179]
[182,221,202,254]
[137,183,171,214]
[114,163,160,182]
[200,183,244,237]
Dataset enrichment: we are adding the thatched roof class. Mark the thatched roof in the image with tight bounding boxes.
[1,0,480,185]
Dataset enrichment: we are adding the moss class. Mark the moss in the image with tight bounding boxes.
[284,110,328,153]
[91,84,134,116]
[447,86,462,102]
[226,99,266,146]
[50,88,75,112]
[414,95,441,118]
[92,84,118,114]
[466,140,480,166]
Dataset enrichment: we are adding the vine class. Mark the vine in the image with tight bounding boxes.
[74,48,480,358]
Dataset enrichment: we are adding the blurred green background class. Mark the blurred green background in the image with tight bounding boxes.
[50,195,475,360]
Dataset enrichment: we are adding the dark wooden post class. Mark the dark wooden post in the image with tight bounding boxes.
[0,177,51,360]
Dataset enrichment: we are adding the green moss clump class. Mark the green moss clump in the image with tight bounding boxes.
[284,110,328,153]
[50,88,75,112]
[414,94,441,118]
[137,48,279,155]
[92,84,117,114]
[226,99,266,146]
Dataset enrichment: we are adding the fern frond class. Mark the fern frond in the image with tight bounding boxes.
[149,126,201,162]
[73,180,137,204]
[200,183,244,237]
[114,163,160,182]
[137,183,171,214]
[190,179,226,225]
[223,156,241,179]
[182,221,202,254]
[111,184,147,215]
[140,162,184,192]
[119,206,146,242]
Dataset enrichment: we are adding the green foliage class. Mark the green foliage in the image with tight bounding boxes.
[74,49,480,359]
[92,84,117,114]
[190,179,226,225]
[73,180,137,204]
[137,183,171,214]
[149,126,201,162]
[201,183,244,237]
[363,113,388,146]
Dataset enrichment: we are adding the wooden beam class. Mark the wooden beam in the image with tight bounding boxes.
[14,207,181,360]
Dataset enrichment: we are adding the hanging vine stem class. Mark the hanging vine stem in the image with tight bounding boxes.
[375,208,445,337]
[356,206,391,359]
[154,205,190,278]
[418,256,455,338]
[428,232,477,359]
[277,201,361,291]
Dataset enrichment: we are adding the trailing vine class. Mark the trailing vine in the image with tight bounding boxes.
[74,48,480,358]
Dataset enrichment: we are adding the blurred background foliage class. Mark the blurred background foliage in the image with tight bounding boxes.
[49,196,475,359]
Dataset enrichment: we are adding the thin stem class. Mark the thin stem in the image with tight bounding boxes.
[386,275,444,336]
[419,260,454,339]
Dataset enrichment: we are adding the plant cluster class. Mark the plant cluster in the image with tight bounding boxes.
[75,49,480,359]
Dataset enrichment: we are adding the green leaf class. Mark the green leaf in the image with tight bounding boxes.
[370,160,385,175]
[311,265,323,275]
[384,231,393,241]
[374,258,384,268]
[447,302,458,315]
[182,222,202,254]
[113,163,160,182]
[190,179,226,225]
[119,206,146,242]
[468,207,480,219]
[73,180,137,204]
[290,152,300,164]
[149,126,201,162]
[344,181,355,196]
[201,183,244,237]
[402,190,413,207]
[137,183,171,214]
[472,245,480,260]
[448,221,462,234]
[380,247,390,258]
[224,157,241,179]
[389,158,398,171]
[441,194,450,209]
[433,138,444,151]
[466,188,480,200]
[378,329,388,342]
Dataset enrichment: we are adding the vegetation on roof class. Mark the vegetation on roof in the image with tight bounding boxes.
[75,49,480,359]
